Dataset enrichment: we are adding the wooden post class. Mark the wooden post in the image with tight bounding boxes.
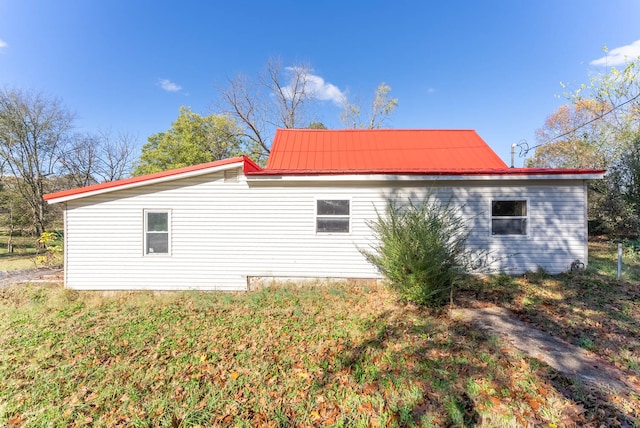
[617,243,623,280]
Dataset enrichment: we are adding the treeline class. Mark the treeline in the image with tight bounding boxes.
[0,89,136,240]
[2,57,639,240]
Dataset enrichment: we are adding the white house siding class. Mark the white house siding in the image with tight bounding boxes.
[62,170,588,290]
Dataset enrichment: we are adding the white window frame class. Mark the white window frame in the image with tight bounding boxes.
[144,209,172,256]
[315,198,351,234]
[490,198,529,236]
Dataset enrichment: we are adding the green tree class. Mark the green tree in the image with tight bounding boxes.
[134,107,245,176]
[0,178,33,251]
[619,135,640,213]
[594,133,640,235]
[341,83,398,129]
[308,121,327,129]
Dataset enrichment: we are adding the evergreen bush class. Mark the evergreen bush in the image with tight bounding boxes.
[362,198,470,307]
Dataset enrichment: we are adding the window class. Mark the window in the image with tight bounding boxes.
[316,199,350,233]
[145,210,170,254]
[491,200,527,235]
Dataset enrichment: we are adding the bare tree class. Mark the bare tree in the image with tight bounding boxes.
[60,133,100,188]
[218,59,317,161]
[95,130,136,182]
[0,88,73,236]
[341,83,398,129]
[60,130,136,187]
[264,61,313,130]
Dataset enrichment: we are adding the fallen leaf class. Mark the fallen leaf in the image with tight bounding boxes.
[528,399,540,410]
[7,416,23,427]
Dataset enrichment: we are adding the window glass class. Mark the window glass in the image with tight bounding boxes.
[492,218,527,235]
[146,233,169,254]
[145,211,169,254]
[492,200,526,217]
[316,200,350,233]
[317,200,350,216]
[491,200,527,235]
[147,212,168,232]
[317,218,350,233]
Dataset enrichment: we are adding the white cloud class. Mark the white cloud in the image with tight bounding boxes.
[305,74,345,105]
[158,78,182,92]
[283,67,345,105]
[0,39,7,50]
[590,40,640,66]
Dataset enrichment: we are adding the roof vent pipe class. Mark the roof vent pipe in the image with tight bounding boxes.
[510,143,517,168]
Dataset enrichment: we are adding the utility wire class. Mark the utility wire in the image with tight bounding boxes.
[523,92,640,156]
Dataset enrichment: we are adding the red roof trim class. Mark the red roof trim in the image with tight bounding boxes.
[247,168,606,176]
[44,156,259,201]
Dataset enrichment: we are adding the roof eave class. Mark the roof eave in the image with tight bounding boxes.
[246,169,606,182]
[45,157,251,204]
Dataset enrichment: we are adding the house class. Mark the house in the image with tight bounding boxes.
[44,129,604,290]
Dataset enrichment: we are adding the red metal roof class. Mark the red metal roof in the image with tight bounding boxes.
[44,130,605,204]
[44,156,260,202]
[265,129,509,172]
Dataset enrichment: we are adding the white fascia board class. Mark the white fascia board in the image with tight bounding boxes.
[47,161,245,204]
[246,172,605,183]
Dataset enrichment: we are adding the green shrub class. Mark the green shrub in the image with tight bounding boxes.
[362,198,470,307]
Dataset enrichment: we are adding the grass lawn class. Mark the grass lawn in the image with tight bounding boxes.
[0,234,39,271]
[1,242,639,427]
[0,233,63,271]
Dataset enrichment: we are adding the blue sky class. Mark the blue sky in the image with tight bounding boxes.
[1,0,639,167]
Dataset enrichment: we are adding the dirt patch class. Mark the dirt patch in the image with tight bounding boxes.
[0,268,63,288]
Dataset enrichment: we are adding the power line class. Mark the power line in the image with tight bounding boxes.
[523,92,640,155]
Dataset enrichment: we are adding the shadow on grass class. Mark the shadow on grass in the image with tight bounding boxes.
[454,266,640,424]
[323,302,638,426]
[545,368,639,427]
[0,250,37,259]
[314,308,483,426]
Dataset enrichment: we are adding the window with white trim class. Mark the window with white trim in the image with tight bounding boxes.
[491,200,527,235]
[144,210,170,254]
[316,199,350,233]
